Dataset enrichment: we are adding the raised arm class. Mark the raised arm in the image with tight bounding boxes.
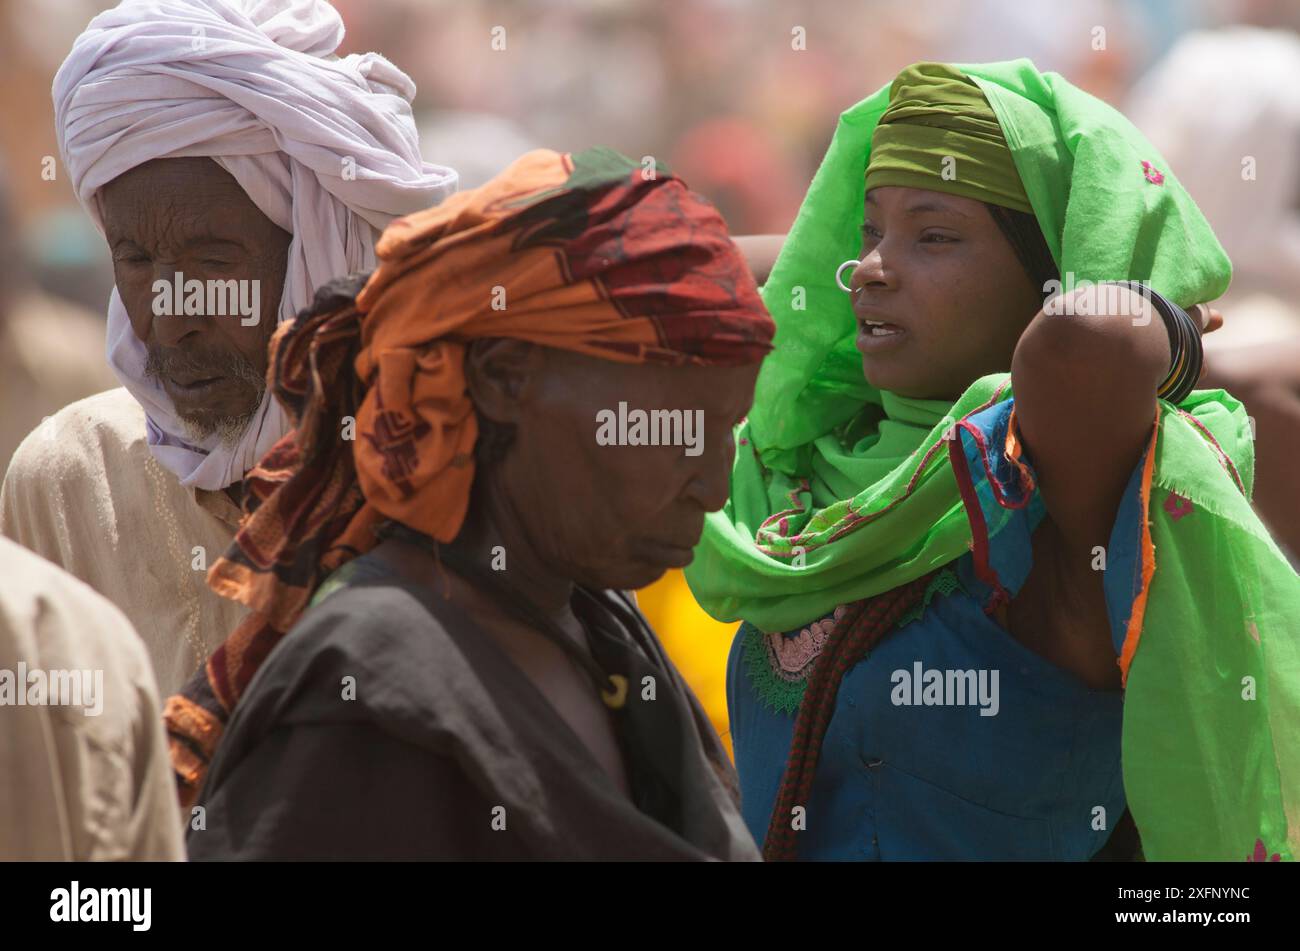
[731,234,786,286]
[1010,286,1212,553]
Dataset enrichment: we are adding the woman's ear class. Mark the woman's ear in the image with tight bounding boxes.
[464,338,545,425]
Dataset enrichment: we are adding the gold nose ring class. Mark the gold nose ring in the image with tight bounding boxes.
[835,259,861,293]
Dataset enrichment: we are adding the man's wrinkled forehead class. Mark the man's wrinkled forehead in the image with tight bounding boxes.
[99,157,270,247]
[101,156,241,212]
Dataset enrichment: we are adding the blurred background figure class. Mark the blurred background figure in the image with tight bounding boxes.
[0,537,182,860]
[4,0,1296,752]
[670,117,805,235]
[1131,27,1300,325]
[0,177,117,471]
[1129,15,1300,558]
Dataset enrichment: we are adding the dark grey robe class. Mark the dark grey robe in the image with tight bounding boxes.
[186,554,760,861]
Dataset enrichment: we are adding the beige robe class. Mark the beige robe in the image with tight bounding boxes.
[0,536,183,859]
[1,388,246,698]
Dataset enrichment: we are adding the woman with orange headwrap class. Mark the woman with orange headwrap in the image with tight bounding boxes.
[170,147,774,860]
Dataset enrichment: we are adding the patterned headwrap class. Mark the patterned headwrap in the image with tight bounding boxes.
[164,147,775,803]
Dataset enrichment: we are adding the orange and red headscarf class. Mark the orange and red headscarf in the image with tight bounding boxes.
[164,147,775,804]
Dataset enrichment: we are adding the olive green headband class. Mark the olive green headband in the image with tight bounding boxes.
[864,61,1033,213]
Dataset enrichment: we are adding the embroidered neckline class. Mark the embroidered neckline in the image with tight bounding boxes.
[742,567,967,715]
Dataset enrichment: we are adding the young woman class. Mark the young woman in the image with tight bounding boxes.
[686,61,1300,861]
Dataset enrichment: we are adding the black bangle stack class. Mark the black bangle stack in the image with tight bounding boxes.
[1112,280,1204,405]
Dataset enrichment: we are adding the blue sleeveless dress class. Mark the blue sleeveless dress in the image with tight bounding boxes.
[727,397,1147,860]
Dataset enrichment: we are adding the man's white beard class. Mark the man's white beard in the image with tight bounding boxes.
[179,401,260,449]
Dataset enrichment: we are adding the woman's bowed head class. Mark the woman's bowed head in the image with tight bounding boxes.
[462,342,758,592]
[166,148,776,815]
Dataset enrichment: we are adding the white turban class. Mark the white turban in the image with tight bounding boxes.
[53,0,458,490]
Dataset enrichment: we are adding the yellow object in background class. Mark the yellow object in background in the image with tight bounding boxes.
[635,568,738,760]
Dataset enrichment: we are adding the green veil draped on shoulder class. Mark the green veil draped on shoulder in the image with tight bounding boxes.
[684,59,1300,861]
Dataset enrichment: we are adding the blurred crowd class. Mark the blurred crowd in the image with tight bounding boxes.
[2,0,1299,487]
[1,0,1298,863]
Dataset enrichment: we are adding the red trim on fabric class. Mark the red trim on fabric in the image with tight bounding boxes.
[955,414,1034,512]
[948,434,1008,612]
[752,383,1012,556]
[1174,407,1247,496]
[1118,410,1161,686]
[753,478,813,549]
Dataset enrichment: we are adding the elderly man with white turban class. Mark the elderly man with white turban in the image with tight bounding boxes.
[1,0,456,697]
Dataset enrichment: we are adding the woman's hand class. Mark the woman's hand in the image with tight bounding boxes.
[1193,303,1223,383]
[1195,303,1223,334]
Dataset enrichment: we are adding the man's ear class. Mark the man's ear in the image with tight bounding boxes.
[464,338,544,425]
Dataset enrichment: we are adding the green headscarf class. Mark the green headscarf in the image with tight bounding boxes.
[866,62,1032,212]
[685,59,1300,861]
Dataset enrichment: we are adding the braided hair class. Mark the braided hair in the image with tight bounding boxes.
[984,202,1059,301]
